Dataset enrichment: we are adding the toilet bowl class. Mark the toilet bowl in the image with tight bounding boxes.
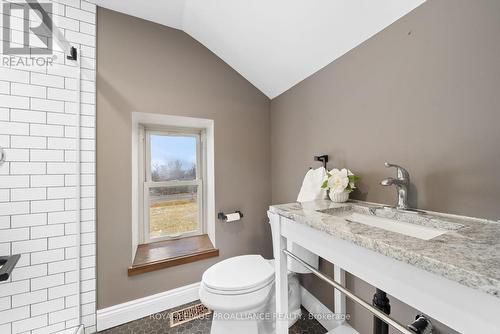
[199,216,319,334]
[199,255,301,334]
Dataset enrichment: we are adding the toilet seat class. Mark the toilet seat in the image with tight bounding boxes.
[202,255,275,295]
[199,280,274,312]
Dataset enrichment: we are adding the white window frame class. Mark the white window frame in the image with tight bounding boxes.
[131,112,215,260]
[139,126,207,244]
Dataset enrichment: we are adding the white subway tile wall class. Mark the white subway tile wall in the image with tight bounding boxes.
[0,1,96,333]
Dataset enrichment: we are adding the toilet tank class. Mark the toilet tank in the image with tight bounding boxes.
[268,212,319,274]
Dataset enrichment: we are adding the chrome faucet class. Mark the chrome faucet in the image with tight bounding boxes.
[380,162,410,210]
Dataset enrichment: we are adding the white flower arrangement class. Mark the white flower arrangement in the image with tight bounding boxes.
[321,168,360,194]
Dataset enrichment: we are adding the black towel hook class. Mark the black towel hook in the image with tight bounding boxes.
[314,155,329,169]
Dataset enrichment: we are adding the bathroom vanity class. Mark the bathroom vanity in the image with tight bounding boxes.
[268,200,500,334]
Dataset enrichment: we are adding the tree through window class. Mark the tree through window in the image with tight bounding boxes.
[142,130,203,242]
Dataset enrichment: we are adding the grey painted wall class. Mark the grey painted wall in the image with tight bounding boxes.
[97,0,500,332]
[97,8,272,309]
[271,0,499,333]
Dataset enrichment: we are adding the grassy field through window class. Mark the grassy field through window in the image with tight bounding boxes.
[149,199,198,238]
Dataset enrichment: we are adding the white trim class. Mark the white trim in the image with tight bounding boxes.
[300,286,356,332]
[142,127,204,243]
[333,265,346,315]
[96,282,201,331]
[75,50,83,331]
[131,112,216,261]
[96,281,355,333]
[132,121,141,260]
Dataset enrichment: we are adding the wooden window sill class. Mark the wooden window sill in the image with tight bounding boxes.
[128,234,219,276]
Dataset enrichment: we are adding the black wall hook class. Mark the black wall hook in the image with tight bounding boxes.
[314,155,329,169]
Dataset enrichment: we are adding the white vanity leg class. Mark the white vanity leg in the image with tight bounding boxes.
[272,216,288,334]
[333,264,346,316]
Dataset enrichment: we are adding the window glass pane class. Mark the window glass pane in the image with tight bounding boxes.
[150,134,197,181]
[149,185,199,238]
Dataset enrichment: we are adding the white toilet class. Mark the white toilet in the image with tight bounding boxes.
[199,221,319,334]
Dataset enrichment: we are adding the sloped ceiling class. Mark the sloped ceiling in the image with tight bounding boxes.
[93,0,425,98]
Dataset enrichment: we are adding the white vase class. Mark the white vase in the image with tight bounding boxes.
[329,191,349,203]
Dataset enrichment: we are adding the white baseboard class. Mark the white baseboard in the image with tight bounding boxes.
[97,281,355,333]
[300,286,358,333]
[96,282,200,331]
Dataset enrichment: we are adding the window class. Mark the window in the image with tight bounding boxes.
[140,127,205,243]
[131,113,216,272]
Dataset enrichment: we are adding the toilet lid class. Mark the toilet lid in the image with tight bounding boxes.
[202,255,275,292]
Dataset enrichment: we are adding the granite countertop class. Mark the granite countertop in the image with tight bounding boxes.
[269,200,500,299]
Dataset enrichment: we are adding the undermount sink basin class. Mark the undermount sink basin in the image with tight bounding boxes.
[344,212,446,240]
[319,204,463,240]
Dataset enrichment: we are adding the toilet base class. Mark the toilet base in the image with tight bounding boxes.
[209,273,301,334]
[211,314,259,334]
[210,308,301,334]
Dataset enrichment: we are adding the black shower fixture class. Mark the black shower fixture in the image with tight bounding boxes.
[67,46,77,60]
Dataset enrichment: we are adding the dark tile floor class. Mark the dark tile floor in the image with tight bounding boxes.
[289,310,328,334]
[99,301,328,334]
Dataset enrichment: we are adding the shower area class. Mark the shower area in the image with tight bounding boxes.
[0,1,97,333]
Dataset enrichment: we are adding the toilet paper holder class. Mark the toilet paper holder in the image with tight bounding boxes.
[218,211,244,222]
